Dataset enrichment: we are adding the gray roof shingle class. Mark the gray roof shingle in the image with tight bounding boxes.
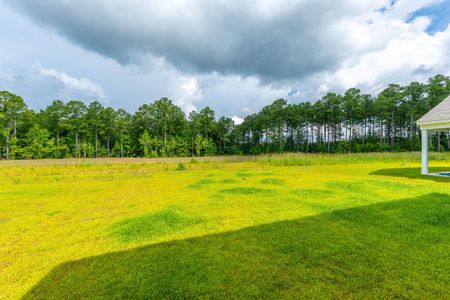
[417,95,450,125]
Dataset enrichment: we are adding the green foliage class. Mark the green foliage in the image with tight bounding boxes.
[20,125,58,159]
[8,136,20,159]
[1,74,450,160]
[194,134,216,156]
[139,131,159,157]
[78,143,92,158]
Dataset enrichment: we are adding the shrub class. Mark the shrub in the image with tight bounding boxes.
[176,162,187,171]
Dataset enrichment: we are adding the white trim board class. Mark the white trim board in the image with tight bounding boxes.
[418,121,450,131]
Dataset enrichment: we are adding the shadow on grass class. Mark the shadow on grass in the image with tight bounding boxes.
[24,194,449,299]
[370,167,450,182]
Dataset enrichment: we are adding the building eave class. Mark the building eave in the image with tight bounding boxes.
[418,121,450,131]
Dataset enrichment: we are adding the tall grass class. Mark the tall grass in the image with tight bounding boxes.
[256,152,450,166]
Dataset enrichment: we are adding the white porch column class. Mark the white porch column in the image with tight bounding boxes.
[421,129,429,175]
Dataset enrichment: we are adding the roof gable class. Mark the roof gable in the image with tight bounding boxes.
[417,95,450,125]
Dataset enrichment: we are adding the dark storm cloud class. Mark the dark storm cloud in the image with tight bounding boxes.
[5,0,366,80]
[4,0,448,119]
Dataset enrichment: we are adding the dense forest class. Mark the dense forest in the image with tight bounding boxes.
[1,74,450,160]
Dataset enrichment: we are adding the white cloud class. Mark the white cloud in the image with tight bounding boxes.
[315,3,450,95]
[34,62,107,101]
[173,76,202,113]
[231,116,244,125]
[193,73,291,117]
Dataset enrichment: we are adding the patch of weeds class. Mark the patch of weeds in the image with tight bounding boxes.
[326,181,365,193]
[218,179,237,184]
[190,158,198,164]
[208,194,226,206]
[53,176,63,182]
[109,207,205,243]
[210,193,225,201]
[176,163,187,171]
[260,172,275,176]
[218,187,274,196]
[11,177,20,185]
[188,179,214,189]
[47,210,61,217]
[236,171,253,178]
[291,188,332,198]
[0,189,59,198]
[260,178,286,186]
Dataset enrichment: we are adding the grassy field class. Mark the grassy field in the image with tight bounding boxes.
[0,153,449,299]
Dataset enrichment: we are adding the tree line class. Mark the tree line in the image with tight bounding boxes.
[1,74,449,160]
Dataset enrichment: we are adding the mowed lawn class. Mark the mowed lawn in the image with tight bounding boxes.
[0,154,449,299]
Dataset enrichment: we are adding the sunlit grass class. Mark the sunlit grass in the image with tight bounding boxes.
[0,153,449,299]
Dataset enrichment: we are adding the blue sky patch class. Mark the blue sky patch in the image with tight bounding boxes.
[408,0,450,34]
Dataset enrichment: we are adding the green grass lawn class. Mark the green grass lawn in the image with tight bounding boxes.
[0,153,449,299]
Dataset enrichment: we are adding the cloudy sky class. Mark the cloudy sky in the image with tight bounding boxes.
[1,0,450,122]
